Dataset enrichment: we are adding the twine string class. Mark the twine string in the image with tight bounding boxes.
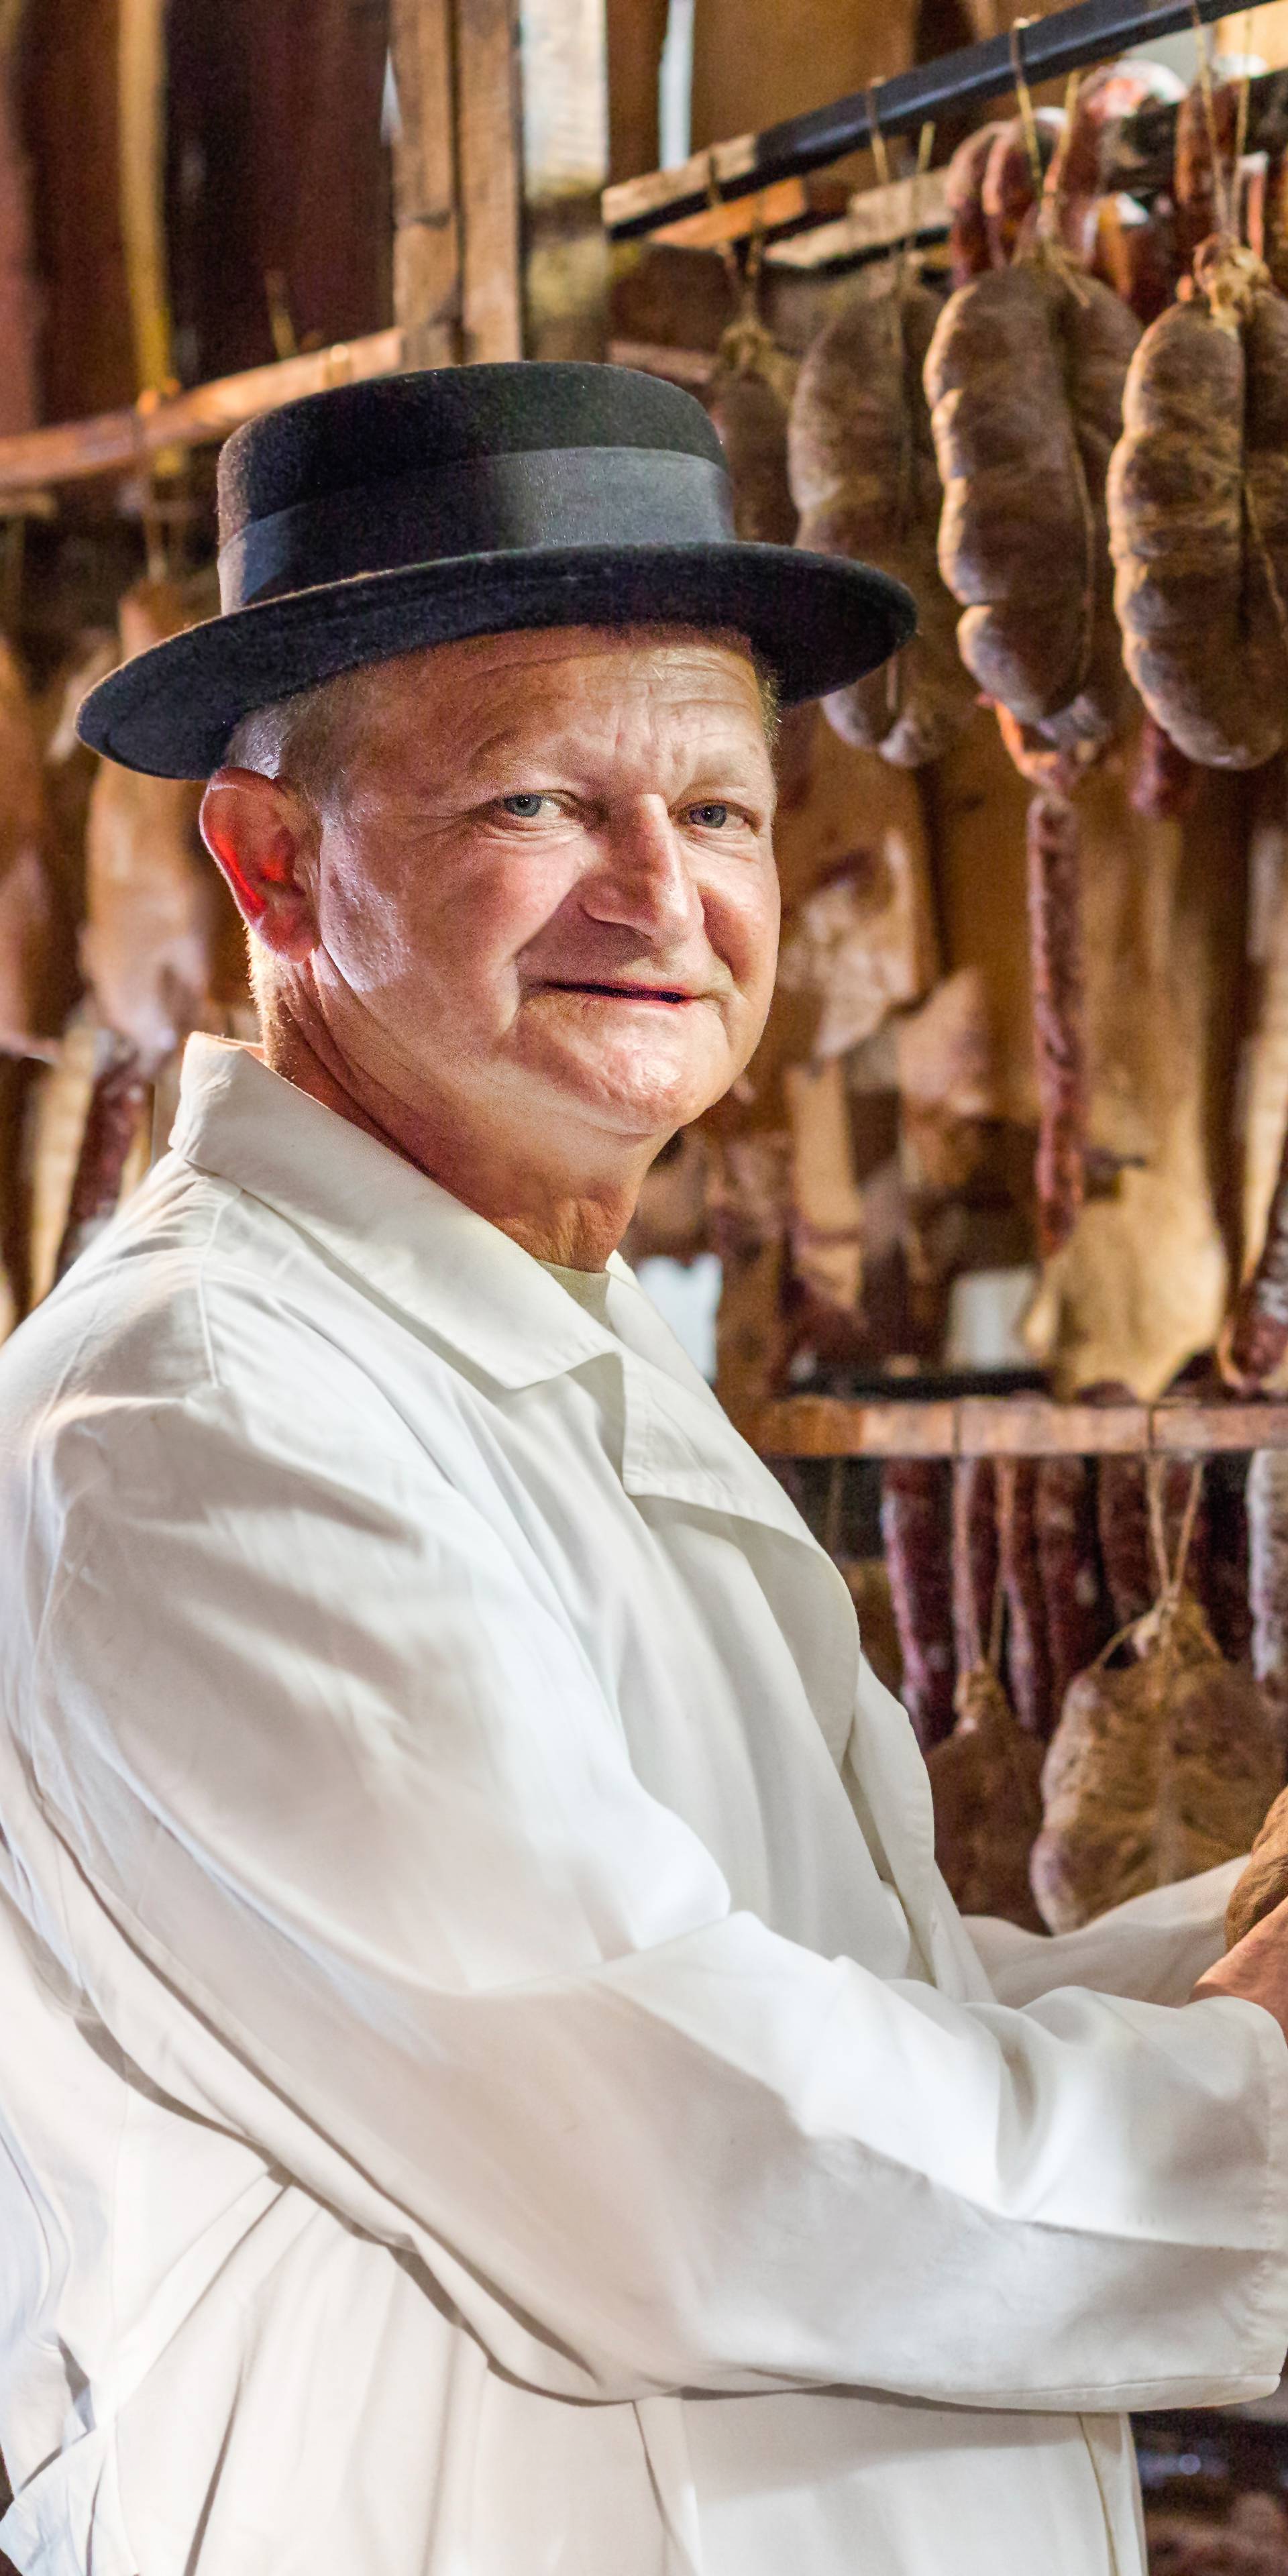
[866,80,892,193]
[1190,0,1234,241]
[1010,18,1046,204]
[898,117,936,290]
[1234,9,1254,174]
[1038,67,1081,246]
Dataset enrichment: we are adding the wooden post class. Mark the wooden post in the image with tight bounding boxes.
[390,0,523,366]
[456,0,524,360]
[117,0,172,395]
[389,0,462,366]
[519,0,609,359]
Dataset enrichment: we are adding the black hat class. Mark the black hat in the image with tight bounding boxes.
[77,361,915,779]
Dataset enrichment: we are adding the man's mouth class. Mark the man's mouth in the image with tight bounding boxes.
[539,979,698,1006]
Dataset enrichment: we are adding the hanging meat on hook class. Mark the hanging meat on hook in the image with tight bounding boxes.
[789,283,977,767]
[81,580,219,1071]
[1042,64,1196,817]
[943,111,1062,286]
[52,1045,152,1284]
[879,1458,955,1749]
[1044,58,1183,289]
[944,123,1008,286]
[1027,789,1087,1260]
[1223,1116,1288,1389]
[1173,72,1240,282]
[925,247,1140,757]
[0,640,65,1062]
[997,1456,1054,1737]
[931,1448,1045,1927]
[1035,1453,1108,1718]
[1247,1445,1288,1762]
[705,317,797,547]
[926,1663,1046,1929]
[1033,1470,1279,1933]
[1109,238,1288,770]
[979,109,1064,268]
[951,1453,998,1679]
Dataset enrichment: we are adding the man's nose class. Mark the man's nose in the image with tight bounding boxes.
[581,797,702,942]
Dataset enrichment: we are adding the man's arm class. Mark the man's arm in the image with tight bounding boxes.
[7,1358,1288,2419]
[968,1860,1245,2008]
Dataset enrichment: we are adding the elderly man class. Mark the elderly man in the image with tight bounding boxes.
[0,362,1285,2576]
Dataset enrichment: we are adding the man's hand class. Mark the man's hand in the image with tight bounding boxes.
[1192,1887,1288,2046]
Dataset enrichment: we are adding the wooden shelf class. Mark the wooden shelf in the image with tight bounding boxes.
[747,1394,1288,1460]
[0,326,404,502]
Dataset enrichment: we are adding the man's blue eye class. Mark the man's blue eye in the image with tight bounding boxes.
[689,802,729,826]
[500,794,548,818]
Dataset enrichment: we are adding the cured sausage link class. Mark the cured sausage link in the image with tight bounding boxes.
[1027,789,1087,1260]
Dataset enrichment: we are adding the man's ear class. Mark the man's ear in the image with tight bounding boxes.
[200,768,321,961]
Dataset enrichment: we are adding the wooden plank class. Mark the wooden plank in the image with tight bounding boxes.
[651,174,837,251]
[747,1393,1288,1458]
[602,0,1242,237]
[390,0,461,366]
[958,1397,1149,1457]
[456,0,523,362]
[0,327,404,498]
[766,168,949,272]
[751,1397,958,1457]
[1150,1401,1288,1452]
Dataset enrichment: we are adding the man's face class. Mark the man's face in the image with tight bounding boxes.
[278,626,780,1159]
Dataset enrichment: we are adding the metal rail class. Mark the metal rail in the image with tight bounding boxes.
[603,0,1266,241]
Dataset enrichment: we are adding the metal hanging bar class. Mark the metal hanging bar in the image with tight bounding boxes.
[603,0,1263,241]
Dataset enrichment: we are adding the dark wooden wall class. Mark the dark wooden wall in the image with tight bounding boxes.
[18,0,394,422]
[166,0,392,384]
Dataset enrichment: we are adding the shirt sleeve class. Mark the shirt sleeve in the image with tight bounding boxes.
[10,1368,1288,2418]
[969,1860,1244,2007]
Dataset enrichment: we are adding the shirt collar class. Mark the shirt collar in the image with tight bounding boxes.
[170,1041,824,1586]
[170,1036,627,1391]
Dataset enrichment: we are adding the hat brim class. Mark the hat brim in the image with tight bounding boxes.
[76,543,917,779]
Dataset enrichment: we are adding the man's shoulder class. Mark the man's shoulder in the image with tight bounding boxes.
[0,1146,372,1438]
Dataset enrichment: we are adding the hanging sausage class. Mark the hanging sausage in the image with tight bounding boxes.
[1108,241,1288,770]
[789,282,977,766]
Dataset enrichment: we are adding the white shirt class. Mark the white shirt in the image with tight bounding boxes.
[0,1034,1285,2576]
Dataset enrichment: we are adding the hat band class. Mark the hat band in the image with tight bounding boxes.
[219,445,737,611]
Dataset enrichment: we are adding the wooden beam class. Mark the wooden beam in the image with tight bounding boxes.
[456,0,523,361]
[649,173,848,252]
[0,327,404,499]
[389,0,462,366]
[745,1393,1288,1459]
[767,169,950,273]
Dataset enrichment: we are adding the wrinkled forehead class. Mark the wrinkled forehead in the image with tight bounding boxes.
[361,622,764,725]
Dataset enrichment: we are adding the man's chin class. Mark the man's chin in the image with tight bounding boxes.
[519,1046,729,1142]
